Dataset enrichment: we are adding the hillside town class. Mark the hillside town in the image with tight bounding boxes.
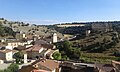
[1,0,120,72]
[0,18,120,72]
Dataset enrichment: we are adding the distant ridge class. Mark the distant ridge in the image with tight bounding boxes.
[55,21,120,25]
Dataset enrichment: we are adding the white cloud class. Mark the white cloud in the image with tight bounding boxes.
[7,18,62,25]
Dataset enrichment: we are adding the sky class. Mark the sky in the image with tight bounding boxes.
[0,0,120,25]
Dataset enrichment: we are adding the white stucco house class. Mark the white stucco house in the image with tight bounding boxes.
[6,46,13,50]
[27,39,33,44]
[7,42,21,49]
[6,41,29,50]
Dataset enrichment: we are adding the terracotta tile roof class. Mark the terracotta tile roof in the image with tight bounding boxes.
[35,40,53,49]
[41,44,53,49]
[35,40,48,45]
[31,69,49,72]
[19,65,49,72]
[95,63,114,72]
[0,49,12,53]
[37,59,59,71]
[19,59,59,72]
[19,65,33,72]
[26,45,43,52]
[15,46,26,50]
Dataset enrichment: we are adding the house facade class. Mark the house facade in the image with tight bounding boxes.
[26,45,44,59]
[0,49,13,61]
[7,41,29,50]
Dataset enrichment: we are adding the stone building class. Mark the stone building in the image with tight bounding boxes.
[91,23,113,32]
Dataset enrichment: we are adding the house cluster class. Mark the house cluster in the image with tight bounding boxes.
[94,60,120,72]
[0,32,120,72]
[25,41,58,59]
[18,58,120,72]
[0,32,58,64]
[59,60,120,72]
[19,59,60,72]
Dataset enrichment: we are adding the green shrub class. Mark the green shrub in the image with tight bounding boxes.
[0,64,19,72]
[52,51,61,60]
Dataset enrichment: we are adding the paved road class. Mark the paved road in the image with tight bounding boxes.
[19,60,36,69]
[0,63,11,70]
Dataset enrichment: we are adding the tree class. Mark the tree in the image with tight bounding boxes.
[13,51,24,64]
[52,51,61,60]
[4,69,11,72]
[56,41,81,60]
[113,50,120,57]
[0,70,4,72]
[0,64,19,72]
[26,23,29,26]
[0,18,4,20]
[68,47,81,59]
[63,41,72,51]
[103,38,107,43]
[0,25,16,37]
[62,55,69,60]
[3,20,7,24]
[8,64,19,72]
